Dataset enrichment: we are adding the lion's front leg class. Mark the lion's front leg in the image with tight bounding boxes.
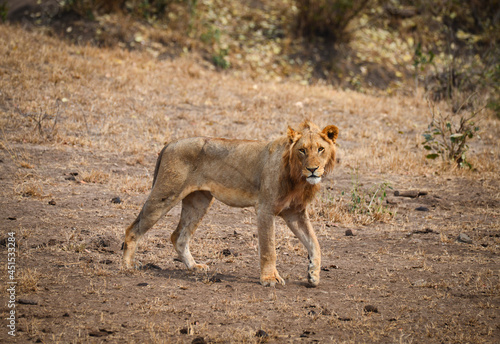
[281,209,321,287]
[257,211,285,287]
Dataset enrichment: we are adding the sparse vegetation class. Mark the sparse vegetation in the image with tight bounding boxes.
[345,171,393,218]
[422,98,483,169]
[314,171,395,225]
[81,169,110,184]
[18,268,42,293]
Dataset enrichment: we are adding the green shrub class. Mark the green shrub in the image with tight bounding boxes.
[422,98,483,169]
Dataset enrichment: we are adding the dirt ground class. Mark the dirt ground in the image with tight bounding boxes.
[1,24,499,343]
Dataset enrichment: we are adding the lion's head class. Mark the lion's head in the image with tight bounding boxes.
[286,121,338,185]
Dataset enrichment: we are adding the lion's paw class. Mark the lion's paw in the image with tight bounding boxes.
[122,260,142,271]
[307,274,320,287]
[260,271,285,287]
[190,263,209,272]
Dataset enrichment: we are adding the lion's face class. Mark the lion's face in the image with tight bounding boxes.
[287,122,339,185]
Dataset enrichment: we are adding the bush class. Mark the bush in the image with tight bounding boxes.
[295,0,372,43]
[422,98,483,169]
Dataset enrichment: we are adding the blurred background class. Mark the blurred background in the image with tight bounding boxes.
[2,0,499,115]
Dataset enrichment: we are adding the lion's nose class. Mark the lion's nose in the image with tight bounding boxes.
[307,167,318,173]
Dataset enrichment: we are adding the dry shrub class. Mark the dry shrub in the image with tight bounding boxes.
[18,268,42,293]
[81,169,110,184]
[15,180,45,199]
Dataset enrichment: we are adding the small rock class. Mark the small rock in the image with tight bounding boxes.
[111,197,122,204]
[338,316,352,321]
[300,330,313,338]
[65,175,76,181]
[180,328,189,334]
[208,276,222,283]
[412,228,437,235]
[89,329,113,337]
[18,299,38,305]
[321,265,339,271]
[142,263,161,270]
[220,248,234,256]
[7,217,16,221]
[62,313,70,317]
[137,282,149,287]
[192,337,206,344]
[255,330,268,338]
[415,206,429,212]
[345,229,355,236]
[412,279,428,287]
[457,233,473,244]
[364,305,379,313]
[48,200,56,206]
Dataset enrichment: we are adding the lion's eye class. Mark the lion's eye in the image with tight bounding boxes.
[318,147,325,153]
[299,148,306,154]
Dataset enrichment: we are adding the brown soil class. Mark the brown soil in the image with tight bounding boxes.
[0,23,499,343]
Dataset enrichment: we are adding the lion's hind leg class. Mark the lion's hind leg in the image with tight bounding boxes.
[123,191,182,269]
[171,191,214,272]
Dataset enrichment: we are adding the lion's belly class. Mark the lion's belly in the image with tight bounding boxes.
[202,183,257,208]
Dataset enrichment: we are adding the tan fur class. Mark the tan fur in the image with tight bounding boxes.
[123,121,338,287]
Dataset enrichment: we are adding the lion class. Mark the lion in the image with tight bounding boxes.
[123,120,339,287]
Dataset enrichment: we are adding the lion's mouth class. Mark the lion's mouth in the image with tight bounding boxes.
[306,175,321,185]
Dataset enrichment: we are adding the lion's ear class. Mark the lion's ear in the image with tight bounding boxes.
[287,126,300,144]
[322,125,339,143]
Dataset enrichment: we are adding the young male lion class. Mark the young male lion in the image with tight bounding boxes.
[123,120,339,287]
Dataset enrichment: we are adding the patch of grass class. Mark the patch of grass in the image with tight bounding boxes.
[314,170,395,226]
[345,171,393,217]
[14,175,46,199]
[81,169,110,184]
[18,268,42,293]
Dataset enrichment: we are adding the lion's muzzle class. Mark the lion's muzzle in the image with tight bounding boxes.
[305,167,322,185]
[306,176,321,185]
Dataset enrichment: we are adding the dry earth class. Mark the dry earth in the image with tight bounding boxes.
[1,24,499,343]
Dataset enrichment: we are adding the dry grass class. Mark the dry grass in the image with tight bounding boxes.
[18,268,42,293]
[81,169,110,184]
